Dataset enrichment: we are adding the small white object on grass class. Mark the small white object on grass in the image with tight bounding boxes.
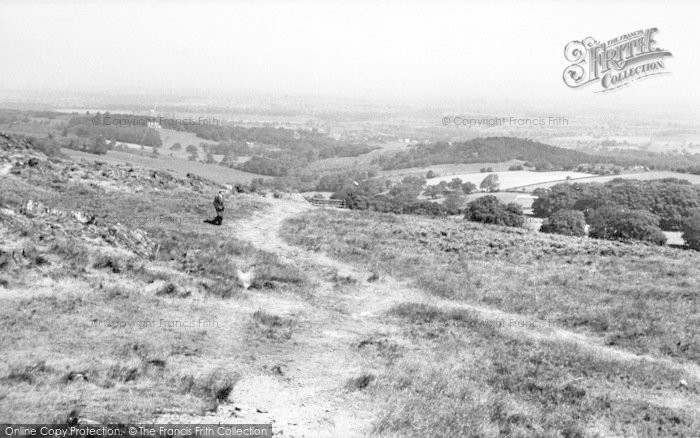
[236,268,255,290]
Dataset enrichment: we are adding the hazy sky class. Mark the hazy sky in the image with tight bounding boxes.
[1,0,698,112]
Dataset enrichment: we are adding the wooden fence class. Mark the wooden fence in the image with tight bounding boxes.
[309,198,347,208]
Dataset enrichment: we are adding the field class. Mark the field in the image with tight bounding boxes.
[428,170,593,190]
[464,192,537,209]
[156,128,217,160]
[62,148,259,185]
[1,114,71,138]
[304,140,411,174]
[379,160,525,181]
[522,171,700,190]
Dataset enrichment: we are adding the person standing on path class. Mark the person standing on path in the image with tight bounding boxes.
[213,190,225,225]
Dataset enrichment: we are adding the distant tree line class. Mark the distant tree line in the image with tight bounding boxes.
[373,136,700,174]
[532,178,700,231]
[67,113,162,148]
[168,123,378,176]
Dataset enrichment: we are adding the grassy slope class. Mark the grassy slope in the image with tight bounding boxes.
[282,209,700,362]
[282,209,700,436]
[0,139,308,421]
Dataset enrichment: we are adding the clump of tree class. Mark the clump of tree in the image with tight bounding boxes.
[67,113,162,147]
[336,190,458,216]
[373,137,614,171]
[170,142,182,151]
[423,179,476,198]
[219,151,237,167]
[316,169,380,193]
[462,182,477,194]
[587,206,666,245]
[423,184,444,199]
[533,179,700,230]
[464,195,523,227]
[443,192,465,212]
[480,174,500,192]
[388,175,426,203]
[540,209,586,236]
[21,135,64,157]
[682,208,700,250]
[330,174,464,217]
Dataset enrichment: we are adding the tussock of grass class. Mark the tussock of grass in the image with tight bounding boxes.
[203,280,240,298]
[177,369,240,403]
[102,284,132,300]
[252,252,306,289]
[332,270,357,286]
[22,245,50,266]
[347,373,375,391]
[248,310,295,341]
[155,282,178,296]
[93,255,126,273]
[50,238,90,270]
[2,361,52,385]
[371,304,700,437]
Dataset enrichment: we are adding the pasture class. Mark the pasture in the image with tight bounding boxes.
[522,171,700,190]
[62,148,259,185]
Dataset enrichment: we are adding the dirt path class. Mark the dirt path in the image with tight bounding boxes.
[161,196,700,435]
[170,196,413,437]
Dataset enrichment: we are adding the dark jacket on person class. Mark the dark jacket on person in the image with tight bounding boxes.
[214,193,225,213]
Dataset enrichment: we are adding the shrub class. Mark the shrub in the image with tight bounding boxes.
[682,208,700,250]
[465,195,523,227]
[540,209,586,236]
[447,178,463,190]
[93,255,123,273]
[588,206,667,245]
[443,192,464,214]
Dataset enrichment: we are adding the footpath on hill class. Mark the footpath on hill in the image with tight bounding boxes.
[160,195,700,437]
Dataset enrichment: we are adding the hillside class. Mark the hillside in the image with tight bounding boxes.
[1,134,699,436]
[282,208,700,436]
[373,136,700,173]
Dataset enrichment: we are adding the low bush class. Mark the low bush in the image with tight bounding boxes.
[540,209,586,237]
[682,208,700,250]
[464,195,523,227]
[588,206,666,245]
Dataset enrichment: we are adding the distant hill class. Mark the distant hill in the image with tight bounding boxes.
[373,136,700,173]
[372,137,604,170]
